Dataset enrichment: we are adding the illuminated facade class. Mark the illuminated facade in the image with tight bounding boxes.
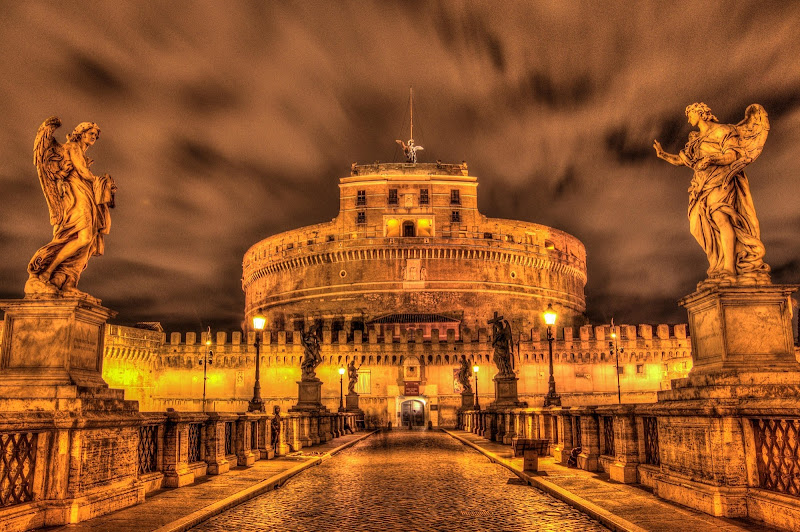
[242,162,588,337]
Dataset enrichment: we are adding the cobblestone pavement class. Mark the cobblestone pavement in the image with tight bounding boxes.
[192,430,607,532]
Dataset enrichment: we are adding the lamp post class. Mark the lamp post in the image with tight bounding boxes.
[472,364,480,410]
[248,312,266,412]
[609,318,623,404]
[338,366,345,412]
[543,304,562,407]
[199,326,213,412]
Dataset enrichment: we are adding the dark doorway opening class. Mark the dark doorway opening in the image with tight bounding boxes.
[401,399,425,429]
[402,221,415,237]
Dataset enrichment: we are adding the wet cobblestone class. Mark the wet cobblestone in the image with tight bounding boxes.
[192,430,607,531]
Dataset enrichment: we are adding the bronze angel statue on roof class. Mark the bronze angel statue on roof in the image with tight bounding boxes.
[654,103,771,286]
[24,117,116,298]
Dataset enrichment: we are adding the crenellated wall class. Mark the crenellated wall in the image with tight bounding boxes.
[101,321,699,427]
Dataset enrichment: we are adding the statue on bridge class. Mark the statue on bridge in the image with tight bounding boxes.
[347,359,361,394]
[270,405,281,453]
[457,355,473,394]
[300,323,323,381]
[654,103,771,286]
[25,116,117,299]
[488,312,514,377]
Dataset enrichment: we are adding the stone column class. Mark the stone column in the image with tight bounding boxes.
[163,412,205,487]
[204,413,238,475]
[552,409,573,465]
[575,408,599,472]
[495,412,506,442]
[596,405,638,483]
[235,414,257,467]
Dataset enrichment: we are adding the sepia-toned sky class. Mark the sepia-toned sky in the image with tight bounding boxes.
[1,1,798,333]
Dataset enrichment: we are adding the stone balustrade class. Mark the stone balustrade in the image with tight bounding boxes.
[0,408,361,521]
[455,403,800,529]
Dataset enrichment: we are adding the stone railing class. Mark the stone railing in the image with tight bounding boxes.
[457,404,800,528]
[0,408,361,516]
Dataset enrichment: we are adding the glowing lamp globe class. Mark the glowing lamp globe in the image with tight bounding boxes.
[339,367,345,376]
[252,313,267,331]
[544,304,557,326]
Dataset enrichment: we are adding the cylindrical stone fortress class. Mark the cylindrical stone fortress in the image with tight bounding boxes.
[242,162,587,335]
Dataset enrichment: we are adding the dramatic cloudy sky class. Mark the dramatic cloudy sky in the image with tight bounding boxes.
[1,1,798,332]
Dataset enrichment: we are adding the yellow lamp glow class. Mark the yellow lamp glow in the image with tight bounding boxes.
[252,312,267,331]
[338,366,345,375]
[544,303,557,326]
[611,330,617,339]
[472,365,479,373]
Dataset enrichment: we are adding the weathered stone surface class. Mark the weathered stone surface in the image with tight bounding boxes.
[680,285,799,375]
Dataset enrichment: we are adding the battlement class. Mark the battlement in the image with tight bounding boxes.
[347,161,470,178]
[153,322,688,347]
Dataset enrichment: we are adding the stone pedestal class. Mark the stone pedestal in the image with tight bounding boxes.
[679,285,799,376]
[290,379,327,412]
[459,390,474,410]
[0,297,116,393]
[345,391,363,414]
[488,375,527,410]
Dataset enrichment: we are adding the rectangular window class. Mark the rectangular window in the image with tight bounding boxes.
[356,370,371,394]
[483,232,493,239]
[357,190,366,206]
[451,210,461,223]
[450,189,461,205]
[388,189,398,205]
[356,211,366,224]
[419,189,429,205]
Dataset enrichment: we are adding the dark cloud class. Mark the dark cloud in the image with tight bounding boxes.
[1,1,799,332]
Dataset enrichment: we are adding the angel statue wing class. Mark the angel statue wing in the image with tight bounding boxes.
[33,116,67,226]
[736,104,770,163]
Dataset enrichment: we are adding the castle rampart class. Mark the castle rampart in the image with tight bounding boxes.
[99,321,698,426]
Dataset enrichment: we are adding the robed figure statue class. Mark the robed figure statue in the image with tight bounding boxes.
[300,323,323,381]
[25,117,116,298]
[654,103,771,286]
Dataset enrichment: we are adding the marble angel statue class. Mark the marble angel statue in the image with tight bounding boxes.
[654,103,771,285]
[25,117,116,298]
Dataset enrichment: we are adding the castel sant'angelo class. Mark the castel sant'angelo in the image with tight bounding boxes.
[99,141,694,428]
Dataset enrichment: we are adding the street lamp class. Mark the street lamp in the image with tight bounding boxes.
[543,304,562,407]
[472,364,480,410]
[609,319,624,404]
[248,311,266,412]
[199,326,214,412]
[338,366,346,412]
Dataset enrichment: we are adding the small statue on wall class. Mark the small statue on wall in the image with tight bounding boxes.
[300,322,323,381]
[347,358,361,394]
[271,405,281,453]
[25,116,117,298]
[488,312,514,377]
[654,103,771,286]
[457,355,473,394]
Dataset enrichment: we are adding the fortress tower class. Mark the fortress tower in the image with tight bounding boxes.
[242,161,588,338]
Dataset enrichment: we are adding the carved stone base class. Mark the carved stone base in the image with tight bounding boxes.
[488,375,527,410]
[345,392,363,414]
[679,284,799,376]
[0,297,117,391]
[459,390,474,410]
[290,379,327,412]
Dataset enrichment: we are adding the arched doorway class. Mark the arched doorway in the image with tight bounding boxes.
[400,399,425,429]
[402,221,416,237]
